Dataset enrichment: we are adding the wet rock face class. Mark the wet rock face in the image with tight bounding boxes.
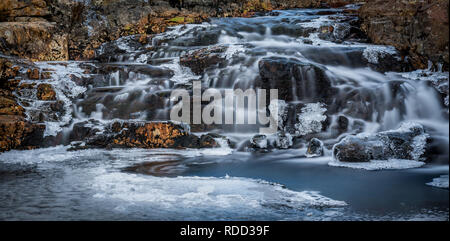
[0,115,45,152]
[0,56,48,152]
[257,57,335,102]
[359,0,449,71]
[333,122,429,162]
[180,46,226,75]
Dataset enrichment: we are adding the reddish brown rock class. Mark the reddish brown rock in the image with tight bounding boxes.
[84,121,214,149]
[0,115,45,152]
[0,22,68,61]
[36,83,56,100]
[0,0,49,22]
[359,0,449,70]
[0,96,25,116]
[27,68,40,80]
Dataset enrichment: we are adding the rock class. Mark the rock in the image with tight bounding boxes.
[306,138,324,157]
[36,83,56,100]
[0,0,49,22]
[68,120,102,143]
[180,46,226,75]
[0,96,25,116]
[85,121,202,149]
[0,22,68,61]
[26,68,41,80]
[251,134,268,149]
[359,0,449,71]
[362,46,412,72]
[333,122,429,162]
[0,115,45,152]
[199,134,219,148]
[274,132,293,149]
[335,115,349,133]
[257,57,335,102]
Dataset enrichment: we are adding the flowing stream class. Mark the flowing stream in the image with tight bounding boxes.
[0,7,448,220]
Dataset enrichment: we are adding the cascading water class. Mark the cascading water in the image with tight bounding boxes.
[0,6,448,220]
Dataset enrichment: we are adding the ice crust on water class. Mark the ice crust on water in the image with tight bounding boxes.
[328,159,425,171]
[92,172,347,215]
[295,103,327,136]
[426,175,449,189]
[0,145,233,166]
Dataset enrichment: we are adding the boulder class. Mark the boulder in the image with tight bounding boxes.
[84,121,213,149]
[257,57,335,102]
[333,122,429,162]
[306,138,324,157]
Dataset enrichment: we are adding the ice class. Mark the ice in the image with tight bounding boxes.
[426,175,449,189]
[274,132,293,149]
[28,62,88,137]
[381,121,429,161]
[362,45,399,64]
[295,103,327,136]
[269,99,287,130]
[328,159,425,171]
[251,135,268,149]
[92,172,347,218]
[159,57,200,84]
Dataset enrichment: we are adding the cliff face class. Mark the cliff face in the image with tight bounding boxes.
[0,0,360,61]
[359,0,449,71]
